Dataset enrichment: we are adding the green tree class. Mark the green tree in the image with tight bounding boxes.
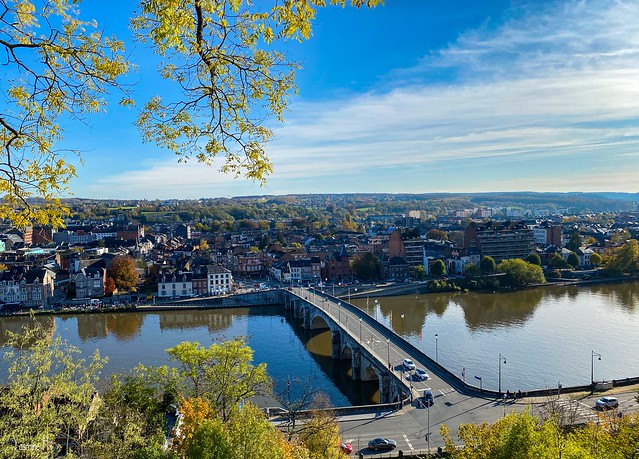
[550,253,570,269]
[590,252,603,267]
[464,262,480,277]
[566,231,582,252]
[427,229,448,240]
[606,239,639,274]
[413,265,426,280]
[525,253,541,266]
[480,256,496,274]
[166,339,271,422]
[108,255,139,292]
[567,251,580,268]
[350,252,380,280]
[431,259,446,277]
[0,317,106,457]
[497,259,546,287]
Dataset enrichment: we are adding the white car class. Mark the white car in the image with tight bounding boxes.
[596,396,619,410]
[415,368,429,380]
[402,358,416,371]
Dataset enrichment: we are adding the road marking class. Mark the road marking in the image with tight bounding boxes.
[439,389,447,397]
[402,434,414,450]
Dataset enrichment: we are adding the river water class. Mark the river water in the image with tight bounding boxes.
[351,281,639,392]
[1,281,638,402]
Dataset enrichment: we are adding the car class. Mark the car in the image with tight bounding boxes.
[368,437,397,451]
[421,388,434,407]
[415,368,429,380]
[340,442,352,454]
[596,396,619,410]
[402,358,416,371]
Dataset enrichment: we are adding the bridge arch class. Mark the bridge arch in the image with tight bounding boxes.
[310,314,330,330]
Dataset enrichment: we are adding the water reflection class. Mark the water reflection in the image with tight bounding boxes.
[0,315,55,346]
[285,310,379,405]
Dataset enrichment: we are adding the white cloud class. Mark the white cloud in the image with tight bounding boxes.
[94,0,639,197]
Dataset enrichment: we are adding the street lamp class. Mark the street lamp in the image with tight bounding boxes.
[591,350,601,393]
[400,313,405,335]
[435,333,439,363]
[387,338,390,367]
[374,299,379,321]
[359,317,362,343]
[338,302,341,323]
[427,401,431,453]
[498,353,507,394]
[348,287,357,303]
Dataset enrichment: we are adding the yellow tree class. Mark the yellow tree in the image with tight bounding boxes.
[0,0,131,227]
[132,0,382,183]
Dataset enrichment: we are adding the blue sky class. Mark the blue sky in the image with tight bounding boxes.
[64,0,639,199]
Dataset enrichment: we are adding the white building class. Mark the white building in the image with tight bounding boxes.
[207,264,232,295]
[158,271,193,298]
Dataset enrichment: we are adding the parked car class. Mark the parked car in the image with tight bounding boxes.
[415,368,429,380]
[596,396,619,410]
[340,442,352,454]
[402,358,416,371]
[368,437,397,451]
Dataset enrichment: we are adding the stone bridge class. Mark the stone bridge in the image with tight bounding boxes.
[283,291,407,404]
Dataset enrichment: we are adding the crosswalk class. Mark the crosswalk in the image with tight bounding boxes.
[548,399,599,423]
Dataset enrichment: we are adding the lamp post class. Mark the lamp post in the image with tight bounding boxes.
[435,333,439,363]
[348,287,357,303]
[359,317,362,343]
[338,302,341,324]
[591,350,601,394]
[498,353,507,394]
[427,401,431,453]
[387,338,390,367]
[374,299,379,322]
[400,313,405,335]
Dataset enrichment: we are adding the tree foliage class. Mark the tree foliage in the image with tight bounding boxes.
[166,338,271,422]
[567,251,580,268]
[497,259,546,287]
[107,255,139,292]
[0,317,106,458]
[550,253,570,269]
[443,410,639,459]
[350,252,380,280]
[480,256,496,274]
[431,259,446,277]
[131,0,381,184]
[1,0,382,226]
[0,0,130,227]
[525,253,541,266]
[605,239,639,275]
[590,251,602,267]
[427,228,448,240]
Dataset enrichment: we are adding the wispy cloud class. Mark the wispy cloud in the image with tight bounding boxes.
[96,0,639,197]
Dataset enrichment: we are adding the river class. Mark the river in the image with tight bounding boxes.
[1,281,638,401]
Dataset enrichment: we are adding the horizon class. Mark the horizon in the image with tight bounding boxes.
[52,1,639,199]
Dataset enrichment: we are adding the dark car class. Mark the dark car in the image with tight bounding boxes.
[368,437,397,451]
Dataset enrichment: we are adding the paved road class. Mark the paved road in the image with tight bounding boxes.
[336,391,639,456]
[290,288,639,457]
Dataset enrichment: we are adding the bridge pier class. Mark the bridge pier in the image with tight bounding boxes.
[331,331,342,360]
[302,307,310,328]
[352,349,361,381]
